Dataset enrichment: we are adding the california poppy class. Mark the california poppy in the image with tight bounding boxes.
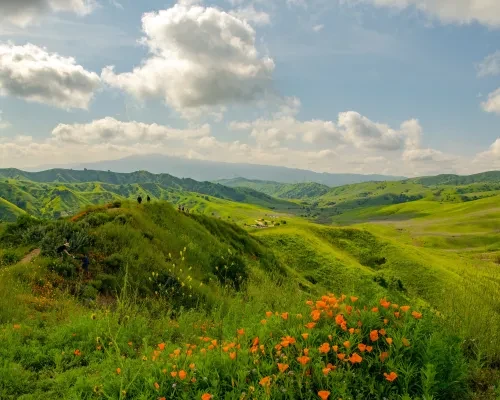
[278,363,289,373]
[311,309,321,321]
[337,353,346,361]
[370,330,379,342]
[297,355,311,365]
[305,322,316,329]
[386,338,393,345]
[366,345,373,352]
[350,296,358,302]
[229,352,236,360]
[171,371,177,377]
[349,352,363,364]
[154,382,160,390]
[302,333,309,340]
[412,311,422,319]
[179,370,187,380]
[380,352,389,362]
[266,311,273,318]
[237,328,245,336]
[281,312,289,320]
[318,390,330,400]
[322,367,331,375]
[319,343,330,354]
[379,329,386,336]
[384,371,398,382]
[343,340,351,348]
[158,343,165,351]
[259,376,271,387]
[358,343,366,352]
[400,306,411,312]
[402,338,410,347]
[201,394,212,400]
[116,368,121,375]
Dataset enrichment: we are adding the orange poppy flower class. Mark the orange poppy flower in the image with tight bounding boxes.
[392,303,399,309]
[158,343,165,351]
[189,363,195,370]
[335,314,346,326]
[380,299,391,309]
[179,370,187,380]
[266,311,273,318]
[318,390,330,400]
[349,352,363,364]
[394,312,401,319]
[379,329,386,336]
[116,368,121,375]
[372,307,379,313]
[278,363,289,373]
[358,343,366,352]
[162,368,167,374]
[211,340,218,347]
[384,371,398,382]
[154,382,160,390]
[297,355,311,365]
[311,309,321,321]
[337,353,346,361]
[400,306,411,312]
[380,352,389,362]
[346,306,353,315]
[366,345,373,352]
[350,296,358,302]
[319,343,330,354]
[201,394,212,400]
[13,324,21,329]
[332,345,338,352]
[171,371,177,377]
[173,349,181,356]
[370,330,379,341]
[237,328,245,336]
[127,341,132,347]
[305,322,316,329]
[200,348,207,355]
[412,311,422,319]
[302,333,309,340]
[402,338,410,347]
[259,376,271,387]
[348,328,355,334]
[281,312,289,320]
[328,335,333,341]
[303,348,310,356]
[383,319,389,325]
[343,341,351,348]
[386,338,393,345]
[229,352,236,360]
[322,367,331,376]
[74,349,81,356]
[306,300,314,306]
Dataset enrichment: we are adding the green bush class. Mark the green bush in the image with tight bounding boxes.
[0,250,20,266]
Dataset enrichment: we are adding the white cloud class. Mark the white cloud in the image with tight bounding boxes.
[477,51,500,77]
[0,42,101,110]
[0,0,96,27]
[51,117,210,144]
[229,5,271,26]
[102,3,275,118]
[481,88,500,114]
[354,0,500,28]
[313,24,324,32]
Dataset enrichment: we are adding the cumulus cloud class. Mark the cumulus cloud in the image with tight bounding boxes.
[481,88,500,114]
[102,3,275,118]
[0,43,101,110]
[0,0,96,27]
[51,117,210,144]
[229,5,271,26]
[354,0,500,27]
[477,51,500,77]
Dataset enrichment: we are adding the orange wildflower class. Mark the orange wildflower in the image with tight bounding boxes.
[200,348,207,355]
[311,309,321,321]
[328,335,333,341]
[400,306,411,312]
[13,324,21,329]
[370,330,379,342]
[349,352,363,364]
[335,314,346,326]
[116,368,121,375]
[379,329,386,336]
[278,363,289,373]
[318,390,330,400]
[366,345,373,352]
[383,319,389,325]
[179,370,187,380]
[211,340,218,347]
[303,348,310,356]
[332,345,338,352]
[386,338,393,345]
[261,319,267,325]
[237,328,245,336]
[358,343,367,352]
[350,296,358,302]
[302,333,309,340]
[380,352,389,362]
[384,372,398,382]
[266,311,273,318]
[162,369,167,374]
[337,353,346,361]
[402,338,411,347]
[305,322,316,329]
[201,394,212,400]
[380,299,391,309]
[412,311,422,319]
[158,343,165,351]
[297,355,311,365]
[171,371,177,377]
[229,352,236,360]
[394,312,401,319]
[319,343,330,354]
[372,307,379,313]
[349,328,355,334]
[281,312,289,320]
[306,300,314,306]
[154,382,160,390]
[74,349,81,356]
[343,341,351,348]
[322,367,331,376]
[259,376,271,387]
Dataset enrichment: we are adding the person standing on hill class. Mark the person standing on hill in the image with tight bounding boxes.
[137,195,142,205]
[56,240,71,259]
[147,195,151,203]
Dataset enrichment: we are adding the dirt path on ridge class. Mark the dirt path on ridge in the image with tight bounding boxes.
[20,249,41,264]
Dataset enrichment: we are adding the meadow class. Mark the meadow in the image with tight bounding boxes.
[1,171,500,399]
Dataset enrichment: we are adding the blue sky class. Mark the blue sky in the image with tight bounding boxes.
[0,0,500,176]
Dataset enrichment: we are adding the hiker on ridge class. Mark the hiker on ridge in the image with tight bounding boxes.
[137,195,143,205]
[56,240,71,259]
[147,195,151,203]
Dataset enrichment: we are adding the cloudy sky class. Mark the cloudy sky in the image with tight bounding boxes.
[1,0,500,176]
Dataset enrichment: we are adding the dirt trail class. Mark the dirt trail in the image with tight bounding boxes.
[20,249,41,264]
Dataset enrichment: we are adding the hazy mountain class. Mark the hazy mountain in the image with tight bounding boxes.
[33,154,405,187]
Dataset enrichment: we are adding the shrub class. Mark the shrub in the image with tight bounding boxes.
[0,250,20,266]
[209,251,248,290]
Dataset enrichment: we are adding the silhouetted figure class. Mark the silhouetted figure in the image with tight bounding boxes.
[182,206,185,212]
[137,196,143,205]
[178,204,181,212]
[147,195,151,203]
[56,240,71,259]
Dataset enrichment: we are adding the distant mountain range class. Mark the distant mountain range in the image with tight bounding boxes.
[33,154,406,187]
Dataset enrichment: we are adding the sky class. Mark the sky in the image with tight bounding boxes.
[1,0,500,177]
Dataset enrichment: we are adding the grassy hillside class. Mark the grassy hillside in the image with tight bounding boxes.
[1,201,496,399]
[217,178,330,199]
